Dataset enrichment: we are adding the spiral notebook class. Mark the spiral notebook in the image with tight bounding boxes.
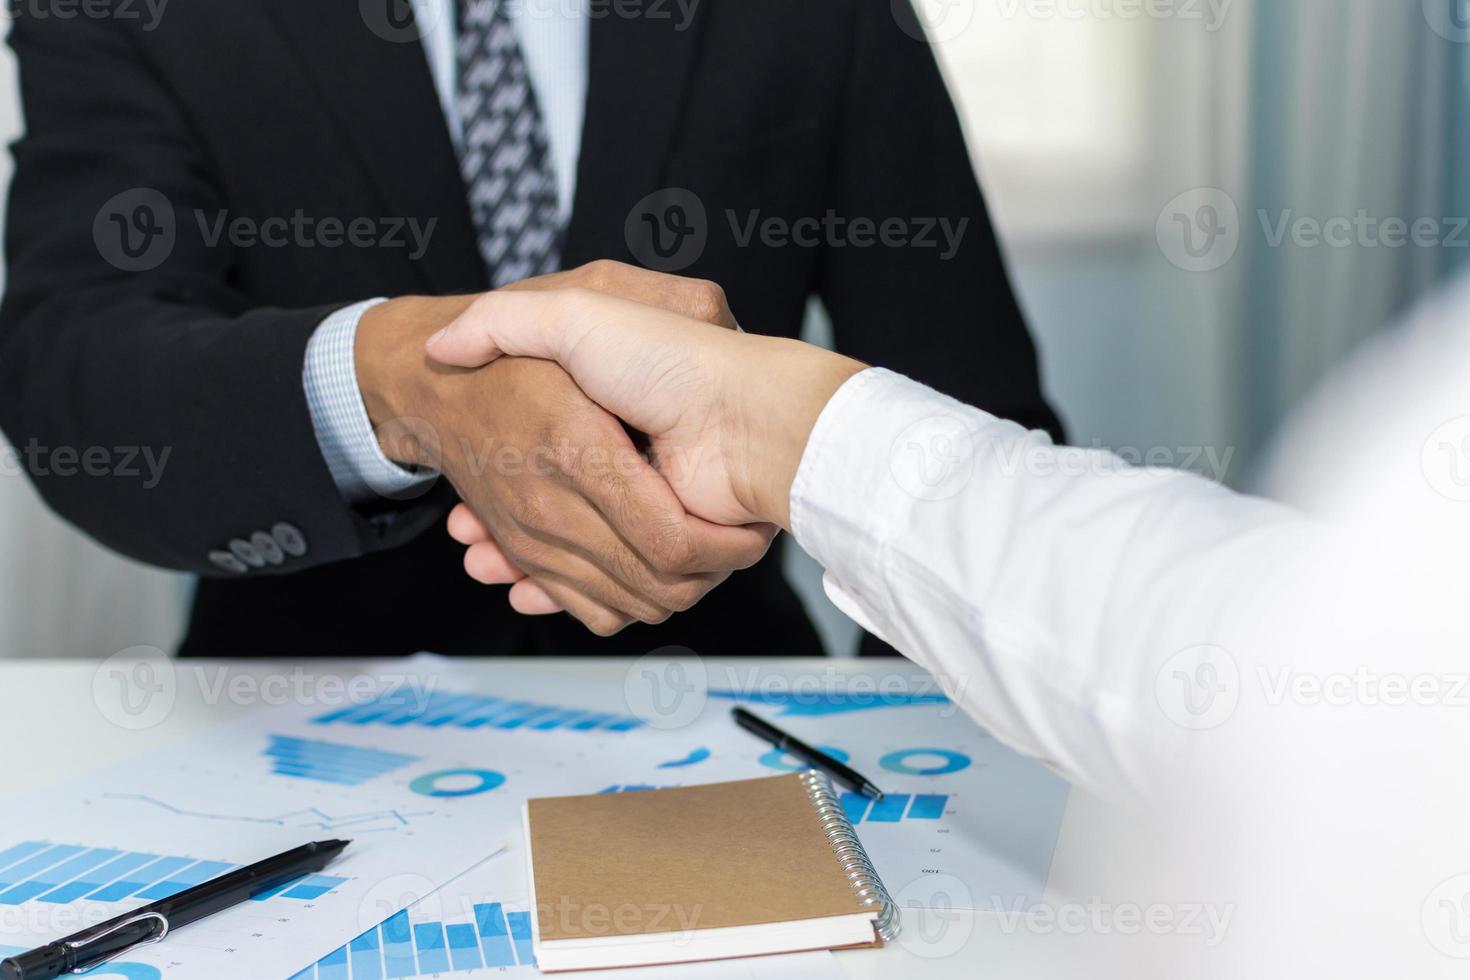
[523,772,898,972]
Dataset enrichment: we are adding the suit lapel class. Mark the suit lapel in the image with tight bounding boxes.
[260,0,486,294]
[563,4,711,264]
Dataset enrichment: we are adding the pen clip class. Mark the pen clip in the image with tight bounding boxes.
[64,912,169,974]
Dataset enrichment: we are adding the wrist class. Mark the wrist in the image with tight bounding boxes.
[730,339,865,530]
[356,294,477,469]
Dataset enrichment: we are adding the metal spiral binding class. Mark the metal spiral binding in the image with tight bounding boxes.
[798,769,900,942]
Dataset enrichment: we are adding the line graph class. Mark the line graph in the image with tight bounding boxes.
[101,794,434,834]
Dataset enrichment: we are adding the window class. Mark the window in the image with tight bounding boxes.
[929,2,1159,242]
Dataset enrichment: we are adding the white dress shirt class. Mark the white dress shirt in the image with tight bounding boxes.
[304,0,588,502]
[788,367,1323,804]
[786,330,1470,977]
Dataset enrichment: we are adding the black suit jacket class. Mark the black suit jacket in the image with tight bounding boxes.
[0,0,1060,657]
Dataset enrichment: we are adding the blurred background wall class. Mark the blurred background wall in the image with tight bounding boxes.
[2,1,1468,657]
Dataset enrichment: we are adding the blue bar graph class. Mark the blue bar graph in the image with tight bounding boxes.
[476,902,515,967]
[299,898,538,978]
[866,794,910,822]
[412,924,448,974]
[597,784,674,793]
[311,689,645,734]
[463,702,533,729]
[318,945,349,980]
[138,860,234,900]
[530,708,588,730]
[350,929,383,980]
[445,924,482,972]
[266,735,418,786]
[0,845,84,892]
[838,793,950,824]
[0,842,49,873]
[507,911,535,966]
[281,873,348,901]
[840,792,872,823]
[38,850,157,904]
[88,855,194,902]
[908,794,949,820]
[0,842,337,906]
[0,848,119,905]
[382,910,415,978]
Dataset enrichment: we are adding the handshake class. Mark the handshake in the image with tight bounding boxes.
[356,261,865,636]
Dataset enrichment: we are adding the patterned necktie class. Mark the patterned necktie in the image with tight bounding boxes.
[456,0,562,287]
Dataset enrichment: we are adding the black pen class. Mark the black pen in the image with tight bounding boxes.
[0,839,350,980]
[732,707,886,800]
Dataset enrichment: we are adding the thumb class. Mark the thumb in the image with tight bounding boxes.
[423,290,573,367]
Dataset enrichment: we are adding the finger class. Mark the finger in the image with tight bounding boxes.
[662,276,739,330]
[508,578,562,614]
[424,289,579,368]
[430,290,738,441]
[516,534,677,626]
[582,262,739,330]
[526,575,636,638]
[447,502,493,545]
[509,261,740,330]
[683,517,778,572]
[462,539,526,585]
[577,451,777,576]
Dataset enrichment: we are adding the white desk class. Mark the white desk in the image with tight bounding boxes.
[0,658,1156,978]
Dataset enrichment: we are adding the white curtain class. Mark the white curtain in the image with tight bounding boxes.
[1229,0,1470,463]
[957,0,1468,482]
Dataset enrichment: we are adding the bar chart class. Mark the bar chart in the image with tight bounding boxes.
[266,736,419,786]
[706,687,952,717]
[291,900,536,979]
[0,841,345,906]
[312,689,646,734]
[838,793,950,824]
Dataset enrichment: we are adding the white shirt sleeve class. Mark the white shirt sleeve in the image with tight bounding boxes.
[788,368,1320,803]
[302,300,439,504]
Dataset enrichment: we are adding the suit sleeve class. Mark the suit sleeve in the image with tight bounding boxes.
[0,13,447,576]
[817,0,1064,440]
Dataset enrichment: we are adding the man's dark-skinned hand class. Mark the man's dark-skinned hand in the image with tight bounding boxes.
[354,261,775,636]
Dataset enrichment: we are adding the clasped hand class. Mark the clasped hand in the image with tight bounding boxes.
[358,260,861,636]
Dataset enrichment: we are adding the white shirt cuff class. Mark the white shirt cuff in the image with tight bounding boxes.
[788,367,1002,647]
[303,298,439,504]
